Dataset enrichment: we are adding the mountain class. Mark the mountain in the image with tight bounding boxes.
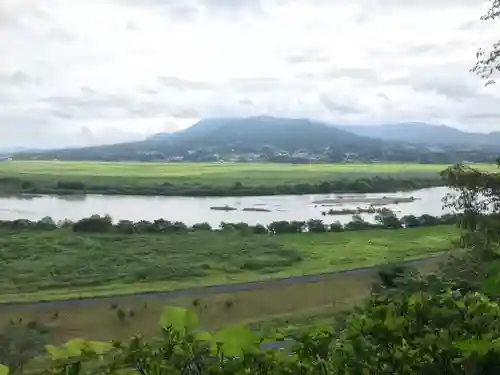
[334,122,500,146]
[148,116,382,151]
[13,116,385,161]
[148,118,240,143]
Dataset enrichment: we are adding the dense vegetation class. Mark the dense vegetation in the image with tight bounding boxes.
[12,117,500,163]
[6,249,500,375]
[3,211,458,234]
[0,220,456,301]
[0,172,442,196]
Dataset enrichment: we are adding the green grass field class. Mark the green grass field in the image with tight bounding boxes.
[1,161,494,186]
[0,226,459,304]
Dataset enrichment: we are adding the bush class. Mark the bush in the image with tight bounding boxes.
[252,224,268,234]
[375,208,402,229]
[306,219,327,233]
[375,263,411,289]
[333,290,500,374]
[115,220,135,234]
[0,320,48,374]
[329,221,344,232]
[56,181,86,190]
[73,215,113,233]
[192,222,212,231]
[400,214,421,228]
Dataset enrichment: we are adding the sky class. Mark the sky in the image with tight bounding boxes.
[1,0,499,149]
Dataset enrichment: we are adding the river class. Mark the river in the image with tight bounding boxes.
[0,186,454,227]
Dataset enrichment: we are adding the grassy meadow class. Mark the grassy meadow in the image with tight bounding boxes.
[0,160,491,186]
[0,225,459,304]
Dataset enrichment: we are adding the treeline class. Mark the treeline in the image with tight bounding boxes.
[0,175,444,197]
[0,211,458,235]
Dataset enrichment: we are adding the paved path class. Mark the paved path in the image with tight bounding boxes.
[0,254,448,312]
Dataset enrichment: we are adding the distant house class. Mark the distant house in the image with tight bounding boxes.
[293,152,310,159]
[344,152,359,162]
[427,146,445,153]
[169,156,185,162]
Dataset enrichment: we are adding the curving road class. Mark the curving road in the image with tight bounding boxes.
[0,254,449,312]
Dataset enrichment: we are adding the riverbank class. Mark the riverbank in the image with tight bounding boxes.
[0,224,459,303]
[0,160,461,196]
[0,254,447,344]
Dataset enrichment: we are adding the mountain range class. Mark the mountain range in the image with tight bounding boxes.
[148,118,500,148]
[11,116,500,162]
[334,122,500,146]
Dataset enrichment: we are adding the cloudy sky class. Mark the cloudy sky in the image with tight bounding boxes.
[1,0,499,148]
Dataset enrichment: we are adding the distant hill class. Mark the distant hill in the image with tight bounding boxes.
[334,122,500,146]
[148,116,382,151]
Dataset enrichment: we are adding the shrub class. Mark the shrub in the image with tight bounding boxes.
[116,309,126,323]
[73,215,113,233]
[224,299,234,309]
[192,222,212,231]
[329,221,344,232]
[333,290,500,374]
[307,219,327,233]
[32,292,500,375]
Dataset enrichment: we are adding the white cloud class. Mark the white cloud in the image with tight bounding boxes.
[0,0,499,148]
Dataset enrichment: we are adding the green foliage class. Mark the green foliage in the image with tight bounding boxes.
[0,365,8,375]
[375,208,403,229]
[333,290,500,374]
[211,326,258,356]
[159,307,198,334]
[0,212,458,235]
[0,321,48,374]
[28,294,500,375]
[0,223,456,302]
[45,338,112,360]
[472,0,500,85]
[442,161,500,257]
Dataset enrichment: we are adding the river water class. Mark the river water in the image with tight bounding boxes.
[0,187,454,227]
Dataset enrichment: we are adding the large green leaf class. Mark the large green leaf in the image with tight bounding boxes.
[87,341,113,354]
[160,306,198,333]
[64,338,87,357]
[456,338,496,356]
[0,364,9,375]
[46,338,107,360]
[211,326,258,356]
[45,345,69,360]
[195,331,212,342]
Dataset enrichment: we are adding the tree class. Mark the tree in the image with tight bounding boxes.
[333,290,500,375]
[441,162,500,256]
[375,208,402,229]
[0,321,48,374]
[472,0,500,85]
